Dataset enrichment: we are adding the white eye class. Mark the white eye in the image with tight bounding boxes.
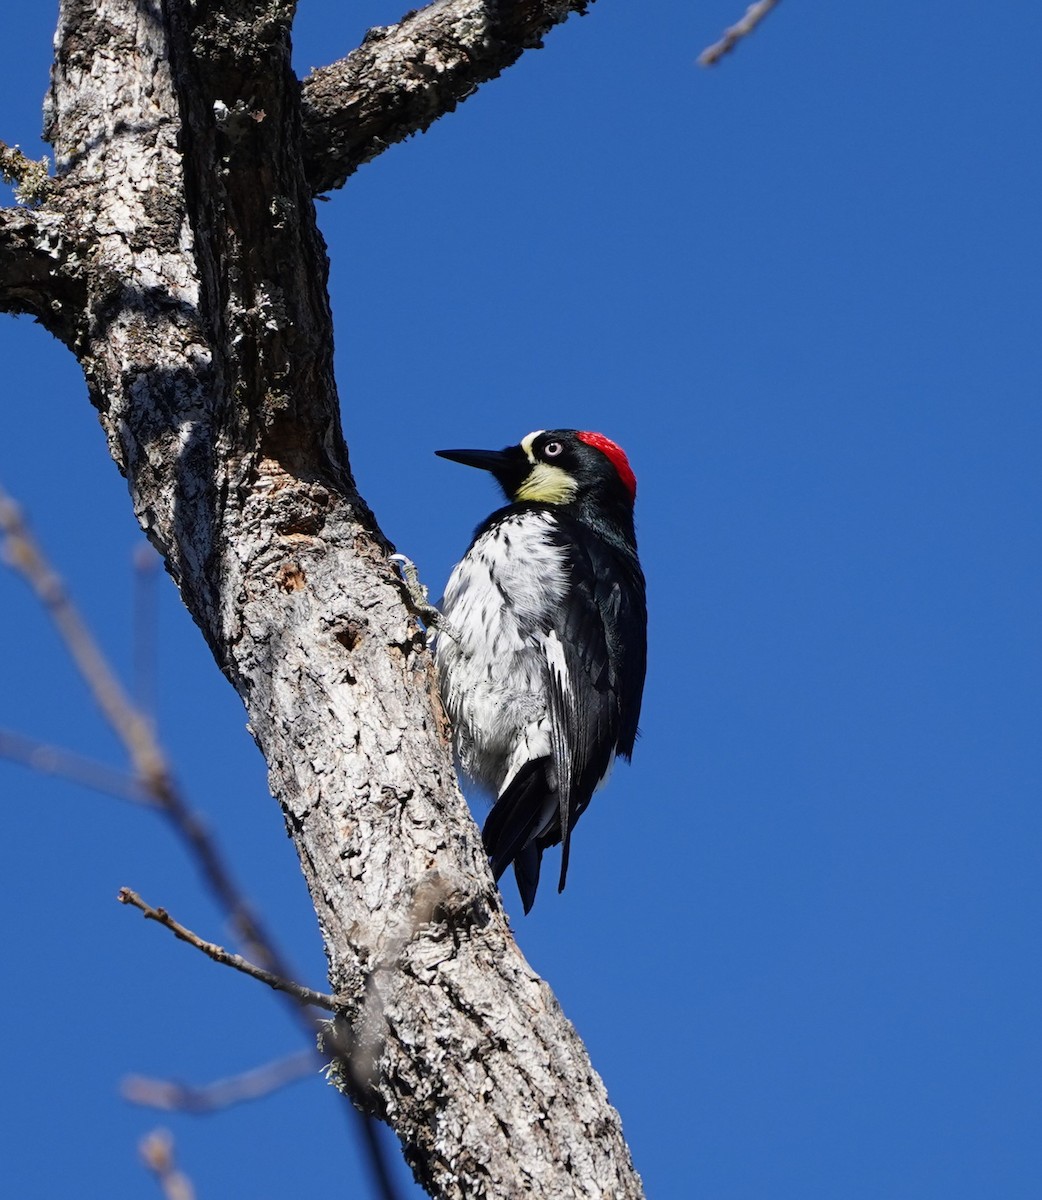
[543,441,563,458]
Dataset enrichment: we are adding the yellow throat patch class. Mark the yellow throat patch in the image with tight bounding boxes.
[513,430,579,504]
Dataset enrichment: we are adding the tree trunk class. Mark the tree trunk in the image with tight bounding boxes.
[0,1,643,1195]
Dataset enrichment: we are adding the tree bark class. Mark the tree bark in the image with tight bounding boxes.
[1,1,643,1196]
[300,0,594,193]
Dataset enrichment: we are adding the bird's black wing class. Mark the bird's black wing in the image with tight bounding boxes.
[545,518,647,890]
[480,508,646,908]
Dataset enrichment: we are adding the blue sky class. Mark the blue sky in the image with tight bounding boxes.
[2,2,1040,1197]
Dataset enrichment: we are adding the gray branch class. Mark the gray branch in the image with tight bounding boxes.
[117,887,339,1010]
[0,206,82,340]
[301,0,595,193]
[698,0,782,67]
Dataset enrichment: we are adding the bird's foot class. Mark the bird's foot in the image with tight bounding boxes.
[389,554,460,645]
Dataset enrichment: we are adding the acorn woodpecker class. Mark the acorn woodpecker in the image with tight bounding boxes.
[435,429,647,912]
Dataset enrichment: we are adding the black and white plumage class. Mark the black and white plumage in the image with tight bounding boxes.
[434,429,647,912]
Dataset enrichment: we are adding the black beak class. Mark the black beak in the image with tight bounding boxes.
[436,444,529,501]
[435,447,516,473]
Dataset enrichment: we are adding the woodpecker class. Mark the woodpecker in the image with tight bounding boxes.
[434,429,647,912]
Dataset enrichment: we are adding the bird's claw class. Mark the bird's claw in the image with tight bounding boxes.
[390,553,429,604]
[389,553,460,645]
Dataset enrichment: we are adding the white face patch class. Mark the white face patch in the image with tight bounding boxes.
[520,430,546,463]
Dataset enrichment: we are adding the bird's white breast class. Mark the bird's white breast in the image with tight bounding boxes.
[436,510,568,795]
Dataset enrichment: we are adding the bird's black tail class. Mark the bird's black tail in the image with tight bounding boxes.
[483,759,559,913]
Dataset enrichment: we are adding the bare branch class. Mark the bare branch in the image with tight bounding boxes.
[0,728,153,806]
[0,484,404,1198]
[0,488,164,777]
[301,0,596,193]
[0,206,80,336]
[118,887,339,1011]
[0,140,53,204]
[0,485,288,977]
[139,1130,196,1200]
[124,1050,317,1113]
[698,0,782,67]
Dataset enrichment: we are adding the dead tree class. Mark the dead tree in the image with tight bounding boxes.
[0,2,644,1196]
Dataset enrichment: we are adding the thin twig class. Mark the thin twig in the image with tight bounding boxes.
[117,887,338,1010]
[0,486,288,976]
[124,1049,318,1113]
[0,484,405,1200]
[0,489,165,778]
[0,727,154,806]
[140,1130,196,1200]
[698,0,782,67]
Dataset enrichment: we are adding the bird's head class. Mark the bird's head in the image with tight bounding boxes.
[436,429,637,513]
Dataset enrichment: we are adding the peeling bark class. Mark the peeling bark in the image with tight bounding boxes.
[4,1,643,1196]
